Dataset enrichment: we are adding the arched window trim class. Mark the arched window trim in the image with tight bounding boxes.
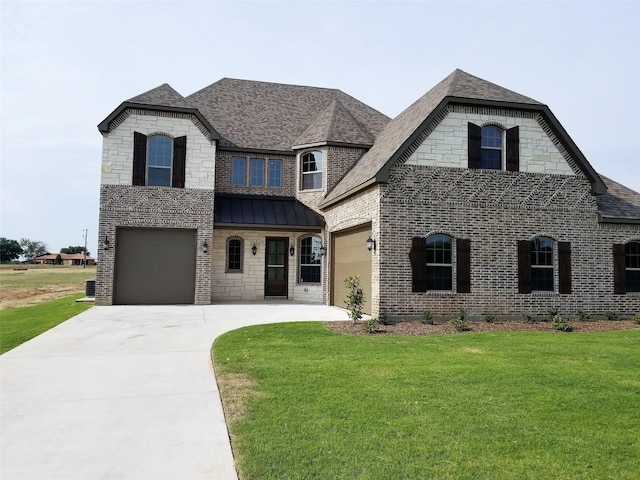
[298,234,322,284]
[147,134,174,187]
[480,125,503,170]
[226,236,244,273]
[300,150,323,191]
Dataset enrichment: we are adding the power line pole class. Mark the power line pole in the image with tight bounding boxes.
[82,229,88,268]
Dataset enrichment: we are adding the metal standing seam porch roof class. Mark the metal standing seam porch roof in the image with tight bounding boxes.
[214,193,325,230]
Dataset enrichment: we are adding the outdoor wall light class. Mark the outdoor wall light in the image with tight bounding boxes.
[103,235,111,250]
[252,243,257,255]
[366,236,376,252]
[319,245,326,256]
[202,241,209,253]
[289,245,295,256]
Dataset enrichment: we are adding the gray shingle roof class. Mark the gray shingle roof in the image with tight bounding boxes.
[185,78,389,152]
[597,175,640,223]
[322,69,604,206]
[127,83,190,108]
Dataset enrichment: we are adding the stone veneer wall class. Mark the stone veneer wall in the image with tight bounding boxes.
[211,229,323,303]
[96,185,213,305]
[378,165,640,319]
[323,187,381,314]
[214,150,296,196]
[100,111,216,189]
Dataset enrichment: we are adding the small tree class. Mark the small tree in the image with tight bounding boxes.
[344,275,365,323]
[0,237,23,263]
[19,238,47,259]
[54,254,63,265]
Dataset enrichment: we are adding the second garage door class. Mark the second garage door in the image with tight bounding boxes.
[114,228,197,305]
[331,225,372,315]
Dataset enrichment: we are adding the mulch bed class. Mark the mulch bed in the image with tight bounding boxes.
[328,319,640,336]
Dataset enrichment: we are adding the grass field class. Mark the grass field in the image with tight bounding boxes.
[213,322,640,480]
[0,265,96,309]
[0,293,93,354]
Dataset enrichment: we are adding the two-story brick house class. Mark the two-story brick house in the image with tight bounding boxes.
[96,70,640,318]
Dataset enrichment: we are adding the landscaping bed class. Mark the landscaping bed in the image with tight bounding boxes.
[328,318,639,336]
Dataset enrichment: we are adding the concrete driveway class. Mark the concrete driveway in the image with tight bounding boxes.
[0,303,350,479]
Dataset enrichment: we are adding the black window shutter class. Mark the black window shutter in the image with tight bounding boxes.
[133,132,147,186]
[518,240,531,294]
[468,123,481,169]
[456,238,471,293]
[558,241,572,294]
[613,244,626,294]
[172,136,187,188]
[506,126,520,172]
[409,237,427,293]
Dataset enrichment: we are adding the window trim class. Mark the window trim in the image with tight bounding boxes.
[425,233,453,291]
[250,158,265,187]
[530,236,555,292]
[146,135,174,187]
[226,236,244,273]
[268,159,282,188]
[624,241,640,293]
[298,235,322,284]
[300,150,323,191]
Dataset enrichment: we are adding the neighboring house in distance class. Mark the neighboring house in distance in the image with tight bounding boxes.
[33,252,96,266]
[96,70,640,318]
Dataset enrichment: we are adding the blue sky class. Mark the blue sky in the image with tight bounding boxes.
[1,0,638,256]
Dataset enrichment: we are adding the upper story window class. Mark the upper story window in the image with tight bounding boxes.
[614,241,640,293]
[299,236,322,283]
[301,151,322,190]
[468,123,519,172]
[231,157,246,186]
[226,236,243,273]
[133,132,186,188]
[250,158,265,186]
[147,135,173,186]
[268,159,282,187]
[480,126,502,170]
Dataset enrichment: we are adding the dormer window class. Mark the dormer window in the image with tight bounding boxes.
[147,135,173,186]
[300,151,322,190]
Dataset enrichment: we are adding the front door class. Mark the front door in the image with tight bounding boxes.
[265,237,288,297]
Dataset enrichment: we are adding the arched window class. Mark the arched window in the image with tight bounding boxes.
[480,126,502,170]
[625,241,640,292]
[300,151,322,190]
[226,236,243,273]
[426,234,453,291]
[531,237,554,291]
[147,135,173,186]
[299,236,322,283]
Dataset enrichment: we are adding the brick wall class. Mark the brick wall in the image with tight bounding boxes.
[96,185,213,305]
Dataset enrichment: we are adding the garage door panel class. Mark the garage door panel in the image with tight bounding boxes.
[114,228,196,305]
[332,226,372,315]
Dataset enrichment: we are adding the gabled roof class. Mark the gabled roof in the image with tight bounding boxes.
[97,84,220,139]
[597,175,640,224]
[185,78,389,152]
[322,69,606,207]
[214,193,324,230]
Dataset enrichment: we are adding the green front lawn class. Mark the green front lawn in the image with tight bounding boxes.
[213,322,640,480]
[0,294,93,354]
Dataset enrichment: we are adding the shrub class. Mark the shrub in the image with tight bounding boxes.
[547,306,560,321]
[483,311,498,323]
[634,313,640,324]
[605,309,619,321]
[522,311,535,323]
[576,309,591,322]
[552,314,573,332]
[378,311,392,326]
[448,309,469,332]
[362,318,380,334]
[421,310,434,325]
[344,276,364,323]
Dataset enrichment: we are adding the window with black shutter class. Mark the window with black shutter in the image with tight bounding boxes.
[616,241,640,293]
[132,132,187,188]
[468,123,519,172]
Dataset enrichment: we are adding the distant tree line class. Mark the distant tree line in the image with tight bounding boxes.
[0,238,90,264]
